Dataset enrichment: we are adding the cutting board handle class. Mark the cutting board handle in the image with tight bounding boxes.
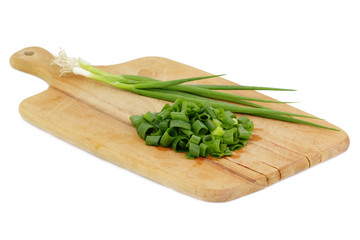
[10,47,59,85]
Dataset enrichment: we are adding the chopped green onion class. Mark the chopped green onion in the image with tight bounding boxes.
[220,112,237,126]
[223,128,239,144]
[237,116,250,124]
[170,112,189,122]
[145,135,161,146]
[130,115,141,126]
[212,138,222,152]
[189,135,202,145]
[204,119,216,132]
[158,119,170,132]
[157,109,170,120]
[170,120,191,130]
[143,111,155,122]
[238,125,252,139]
[172,136,189,152]
[191,120,208,135]
[199,143,210,157]
[211,125,225,137]
[160,128,177,147]
[180,128,193,138]
[229,143,243,151]
[188,142,200,158]
[202,134,215,144]
[197,113,210,121]
[129,99,255,158]
[137,122,158,140]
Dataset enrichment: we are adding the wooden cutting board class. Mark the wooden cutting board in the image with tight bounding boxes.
[10,47,349,202]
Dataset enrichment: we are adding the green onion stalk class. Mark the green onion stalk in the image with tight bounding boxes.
[51,49,338,131]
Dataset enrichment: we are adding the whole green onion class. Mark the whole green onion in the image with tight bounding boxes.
[188,85,296,91]
[51,50,338,131]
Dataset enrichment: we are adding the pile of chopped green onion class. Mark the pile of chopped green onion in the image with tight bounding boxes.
[130,99,254,159]
[51,49,338,131]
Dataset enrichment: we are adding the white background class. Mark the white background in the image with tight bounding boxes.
[1,1,359,239]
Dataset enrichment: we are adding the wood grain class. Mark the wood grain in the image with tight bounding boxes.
[10,47,350,202]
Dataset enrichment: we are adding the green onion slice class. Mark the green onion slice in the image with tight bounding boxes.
[160,128,178,147]
[137,122,158,140]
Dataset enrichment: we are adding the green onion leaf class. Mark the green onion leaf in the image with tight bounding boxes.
[188,84,296,91]
[133,74,225,89]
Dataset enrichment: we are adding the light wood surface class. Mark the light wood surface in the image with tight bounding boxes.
[10,47,349,202]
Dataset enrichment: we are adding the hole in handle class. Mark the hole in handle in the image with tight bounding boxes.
[24,50,35,56]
